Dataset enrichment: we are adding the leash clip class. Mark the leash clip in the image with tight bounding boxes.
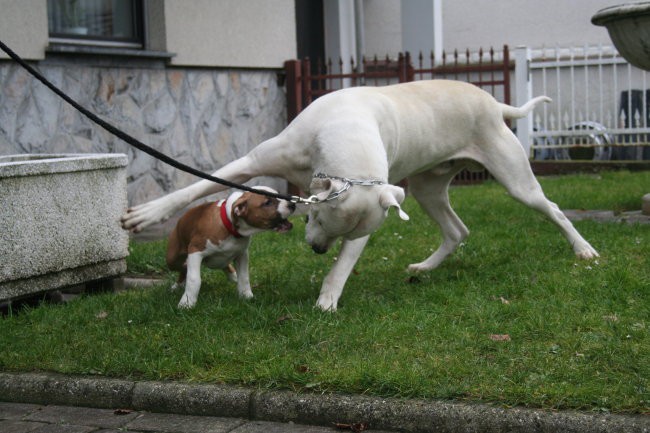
[291,195,321,205]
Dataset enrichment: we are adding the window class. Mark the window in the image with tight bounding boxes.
[47,0,144,48]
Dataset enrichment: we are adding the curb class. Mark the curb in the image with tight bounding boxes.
[0,372,647,433]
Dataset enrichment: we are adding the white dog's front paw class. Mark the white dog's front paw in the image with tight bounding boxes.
[315,294,338,312]
[121,195,180,232]
[574,242,599,260]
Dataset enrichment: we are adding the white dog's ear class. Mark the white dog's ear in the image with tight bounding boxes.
[379,184,409,221]
[309,177,333,202]
[309,177,347,203]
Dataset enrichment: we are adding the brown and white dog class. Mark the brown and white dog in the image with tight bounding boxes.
[166,186,294,308]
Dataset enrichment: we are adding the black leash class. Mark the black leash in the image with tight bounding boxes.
[0,39,305,204]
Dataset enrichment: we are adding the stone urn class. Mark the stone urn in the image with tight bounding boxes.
[592,2,650,71]
[0,154,129,302]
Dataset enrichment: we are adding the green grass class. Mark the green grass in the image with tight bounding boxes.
[1,171,649,413]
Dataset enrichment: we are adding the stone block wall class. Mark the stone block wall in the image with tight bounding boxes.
[0,60,288,207]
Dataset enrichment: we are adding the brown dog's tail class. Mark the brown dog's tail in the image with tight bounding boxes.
[499,96,551,120]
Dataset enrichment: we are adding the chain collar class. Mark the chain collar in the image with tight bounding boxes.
[299,173,386,204]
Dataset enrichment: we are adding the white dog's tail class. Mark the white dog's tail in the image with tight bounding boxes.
[500,96,551,120]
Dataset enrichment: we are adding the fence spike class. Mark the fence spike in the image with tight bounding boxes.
[634,109,642,128]
[549,113,556,131]
[605,110,613,129]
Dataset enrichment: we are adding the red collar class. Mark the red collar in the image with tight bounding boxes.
[220,200,243,238]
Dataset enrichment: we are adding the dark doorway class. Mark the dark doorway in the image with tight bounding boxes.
[295,0,324,71]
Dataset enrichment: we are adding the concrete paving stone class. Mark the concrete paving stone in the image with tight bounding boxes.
[231,420,341,432]
[0,402,43,419]
[22,404,139,429]
[0,419,43,433]
[125,411,247,433]
[231,420,395,432]
[94,430,143,433]
[26,423,96,433]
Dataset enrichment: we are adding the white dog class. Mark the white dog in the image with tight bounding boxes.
[122,80,598,311]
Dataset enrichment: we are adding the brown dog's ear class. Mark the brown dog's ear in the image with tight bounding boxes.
[233,197,248,217]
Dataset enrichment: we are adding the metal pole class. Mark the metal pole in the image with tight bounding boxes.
[354,0,365,84]
[515,45,533,157]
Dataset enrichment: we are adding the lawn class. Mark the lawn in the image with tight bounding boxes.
[1,170,648,413]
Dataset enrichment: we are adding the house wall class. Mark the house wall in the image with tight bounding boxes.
[441,0,614,52]
[363,0,402,56]
[164,0,296,68]
[0,0,296,67]
[358,0,615,57]
[0,62,288,206]
[0,0,48,60]
[0,0,294,208]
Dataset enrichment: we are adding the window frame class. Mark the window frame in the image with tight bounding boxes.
[47,0,145,49]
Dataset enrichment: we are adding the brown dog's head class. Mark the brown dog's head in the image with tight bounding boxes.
[231,187,295,236]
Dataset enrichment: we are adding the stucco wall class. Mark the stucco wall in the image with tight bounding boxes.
[0,0,48,61]
[0,0,296,68]
[359,0,617,57]
[442,0,614,51]
[164,0,297,68]
[363,0,402,56]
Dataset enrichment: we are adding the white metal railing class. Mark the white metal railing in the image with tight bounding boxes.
[515,45,650,161]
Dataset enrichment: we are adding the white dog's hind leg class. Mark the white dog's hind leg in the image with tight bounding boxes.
[480,129,599,259]
[407,168,470,273]
[316,235,370,311]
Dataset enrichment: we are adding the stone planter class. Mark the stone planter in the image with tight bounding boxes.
[0,154,129,302]
[592,2,650,71]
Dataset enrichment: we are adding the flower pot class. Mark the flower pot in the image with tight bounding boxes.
[592,2,650,71]
[0,154,129,302]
